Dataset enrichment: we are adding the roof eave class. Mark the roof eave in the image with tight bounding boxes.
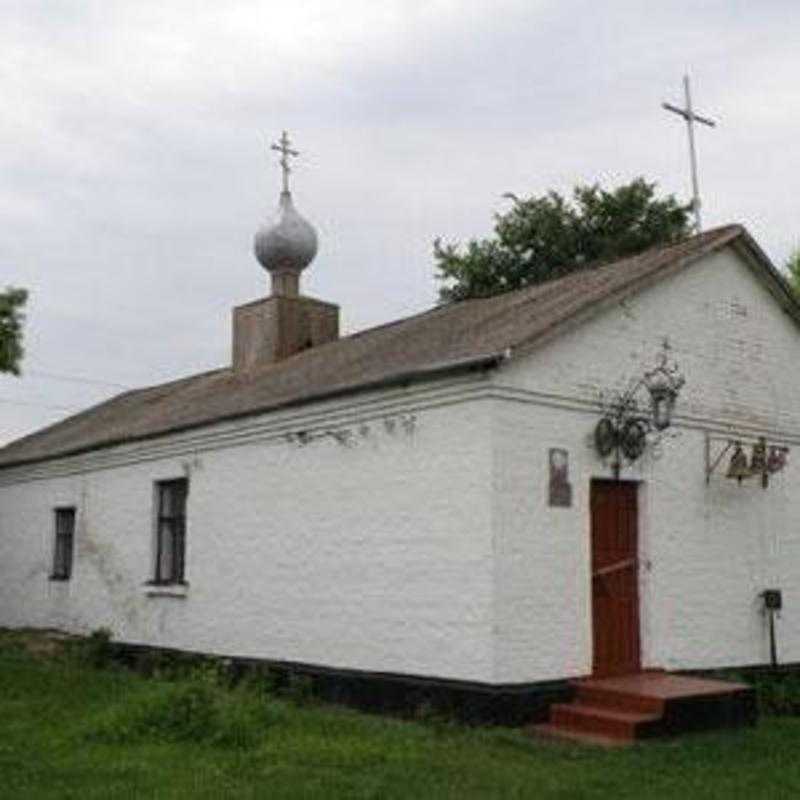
[507,226,746,358]
[730,229,800,327]
[0,351,506,472]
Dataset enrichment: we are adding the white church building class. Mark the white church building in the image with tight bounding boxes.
[0,140,796,733]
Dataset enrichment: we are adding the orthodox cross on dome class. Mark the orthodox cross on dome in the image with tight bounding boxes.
[270,130,300,194]
[662,74,717,232]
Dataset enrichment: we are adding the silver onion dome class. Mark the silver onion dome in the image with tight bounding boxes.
[253,190,318,277]
[254,131,319,296]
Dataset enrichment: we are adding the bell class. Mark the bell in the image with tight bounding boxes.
[750,437,767,473]
[726,442,751,483]
[768,446,788,474]
[750,437,768,488]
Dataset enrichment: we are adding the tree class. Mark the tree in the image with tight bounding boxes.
[434,178,692,303]
[0,287,28,375]
[785,249,800,298]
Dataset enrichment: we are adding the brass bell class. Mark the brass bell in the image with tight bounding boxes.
[768,446,788,475]
[726,442,751,483]
[750,437,768,488]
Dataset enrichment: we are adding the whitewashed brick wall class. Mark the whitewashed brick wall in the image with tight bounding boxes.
[1,244,797,687]
[0,386,496,682]
[491,245,800,683]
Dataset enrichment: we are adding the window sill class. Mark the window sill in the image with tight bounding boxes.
[142,582,189,599]
[48,575,71,582]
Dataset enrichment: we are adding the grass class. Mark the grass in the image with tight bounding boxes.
[2,631,800,799]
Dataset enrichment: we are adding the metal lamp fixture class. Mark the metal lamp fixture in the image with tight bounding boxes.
[644,360,685,432]
[594,341,685,476]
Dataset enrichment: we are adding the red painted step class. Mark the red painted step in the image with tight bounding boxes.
[549,702,662,740]
[575,683,663,715]
[531,671,756,746]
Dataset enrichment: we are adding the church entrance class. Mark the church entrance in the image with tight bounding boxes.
[590,479,641,677]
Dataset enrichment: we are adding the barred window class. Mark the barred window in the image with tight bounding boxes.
[154,479,188,584]
[51,507,75,581]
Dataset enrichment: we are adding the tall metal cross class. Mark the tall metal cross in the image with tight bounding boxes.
[662,75,716,232]
[270,130,300,193]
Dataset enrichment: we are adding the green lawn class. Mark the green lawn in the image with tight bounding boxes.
[1,632,799,799]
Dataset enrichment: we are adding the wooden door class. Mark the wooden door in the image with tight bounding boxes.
[590,480,640,677]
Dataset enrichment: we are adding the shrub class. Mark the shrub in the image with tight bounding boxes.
[751,672,800,716]
[284,673,316,706]
[715,669,800,717]
[87,676,279,748]
[72,627,114,668]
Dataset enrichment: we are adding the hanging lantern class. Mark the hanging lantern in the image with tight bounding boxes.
[649,379,677,430]
[643,358,685,431]
[726,442,751,483]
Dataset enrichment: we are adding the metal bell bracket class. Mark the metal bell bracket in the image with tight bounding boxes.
[705,432,790,486]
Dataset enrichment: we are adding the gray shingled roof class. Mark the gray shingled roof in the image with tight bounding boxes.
[1,224,789,469]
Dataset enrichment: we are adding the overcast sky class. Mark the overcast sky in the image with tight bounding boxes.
[2,0,798,443]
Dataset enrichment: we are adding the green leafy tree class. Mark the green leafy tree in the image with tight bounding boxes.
[0,287,28,375]
[785,249,800,298]
[435,178,692,303]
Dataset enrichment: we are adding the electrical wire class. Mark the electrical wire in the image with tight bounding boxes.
[0,368,131,411]
[0,397,78,412]
[24,369,132,390]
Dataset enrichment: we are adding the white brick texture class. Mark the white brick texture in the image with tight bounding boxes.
[1,245,798,686]
[0,396,495,682]
[490,246,800,682]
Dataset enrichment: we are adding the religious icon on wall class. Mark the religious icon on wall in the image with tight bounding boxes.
[548,448,572,508]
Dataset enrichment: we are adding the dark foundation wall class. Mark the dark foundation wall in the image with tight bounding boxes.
[109,639,571,726]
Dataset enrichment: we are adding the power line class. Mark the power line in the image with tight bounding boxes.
[24,369,132,390]
[0,370,130,414]
[0,397,79,412]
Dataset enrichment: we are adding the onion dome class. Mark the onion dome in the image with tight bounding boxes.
[253,190,318,278]
[254,131,318,296]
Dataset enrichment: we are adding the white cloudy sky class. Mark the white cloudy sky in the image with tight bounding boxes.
[2,0,798,443]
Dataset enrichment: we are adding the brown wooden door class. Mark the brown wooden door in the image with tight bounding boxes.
[590,480,641,677]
